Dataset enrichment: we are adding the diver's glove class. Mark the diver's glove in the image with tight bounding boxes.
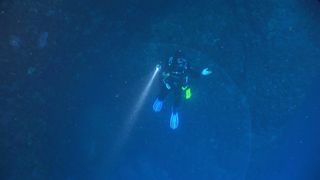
[165,82,171,90]
[181,86,188,91]
[201,68,212,76]
[156,64,162,70]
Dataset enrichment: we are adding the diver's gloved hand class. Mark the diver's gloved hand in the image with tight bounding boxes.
[165,83,171,90]
[201,68,212,76]
[181,86,188,91]
[156,64,161,70]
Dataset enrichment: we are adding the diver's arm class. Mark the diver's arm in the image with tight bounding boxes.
[159,57,173,74]
[156,59,170,81]
[188,67,201,78]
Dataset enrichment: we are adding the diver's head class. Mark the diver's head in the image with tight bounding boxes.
[174,49,183,59]
[172,50,188,69]
[173,49,186,64]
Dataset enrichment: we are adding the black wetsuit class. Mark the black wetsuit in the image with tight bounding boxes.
[157,56,200,112]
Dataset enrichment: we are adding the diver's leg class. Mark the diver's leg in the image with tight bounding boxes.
[172,87,182,112]
[158,83,170,101]
[170,88,182,129]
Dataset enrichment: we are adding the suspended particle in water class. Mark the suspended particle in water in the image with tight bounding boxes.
[45,10,55,17]
[9,35,21,49]
[38,32,48,49]
[27,66,36,75]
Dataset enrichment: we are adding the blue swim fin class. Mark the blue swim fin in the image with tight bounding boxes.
[170,111,179,130]
[153,98,163,112]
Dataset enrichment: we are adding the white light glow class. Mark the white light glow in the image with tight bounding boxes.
[113,66,160,153]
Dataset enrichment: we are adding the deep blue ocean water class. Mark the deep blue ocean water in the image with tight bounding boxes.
[1,0,320,179]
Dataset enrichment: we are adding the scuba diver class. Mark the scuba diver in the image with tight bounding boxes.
[153,50,212,129]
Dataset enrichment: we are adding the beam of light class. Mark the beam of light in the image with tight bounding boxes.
[112,66,160,154]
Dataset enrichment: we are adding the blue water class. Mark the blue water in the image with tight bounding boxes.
[1,0,320,179]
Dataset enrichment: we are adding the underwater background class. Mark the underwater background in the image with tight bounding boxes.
[1,0,320,179]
